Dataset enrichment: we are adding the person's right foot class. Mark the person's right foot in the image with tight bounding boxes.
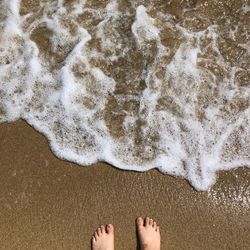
[136,217,161,250]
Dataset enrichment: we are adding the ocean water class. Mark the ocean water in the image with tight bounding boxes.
[0,0,249,191]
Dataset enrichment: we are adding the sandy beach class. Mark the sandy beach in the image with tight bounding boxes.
[1,1,250,249]
[0,120,249,250]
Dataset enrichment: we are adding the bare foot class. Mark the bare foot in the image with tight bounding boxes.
[136,217,161,250]
[91,224,114,250]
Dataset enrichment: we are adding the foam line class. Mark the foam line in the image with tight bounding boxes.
[0,1,249,190]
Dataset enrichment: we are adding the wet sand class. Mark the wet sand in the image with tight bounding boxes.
[0,120,249,250]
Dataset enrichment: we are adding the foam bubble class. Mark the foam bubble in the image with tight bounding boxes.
[132,5,160,44]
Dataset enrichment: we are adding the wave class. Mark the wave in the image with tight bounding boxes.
[0,0,249,190]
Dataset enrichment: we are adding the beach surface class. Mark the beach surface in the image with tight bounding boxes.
[0,120,249,250]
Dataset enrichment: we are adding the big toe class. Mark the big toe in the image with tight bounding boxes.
[106,224,114,234]
[136,217,144,228]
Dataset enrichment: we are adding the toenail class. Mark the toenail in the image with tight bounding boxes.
[137,217,143,224]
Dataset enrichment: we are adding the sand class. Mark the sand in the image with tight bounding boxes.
[0,120,249,250]
[1,0,250,249]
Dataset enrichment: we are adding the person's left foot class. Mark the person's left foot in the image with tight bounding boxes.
[91,224,114,250]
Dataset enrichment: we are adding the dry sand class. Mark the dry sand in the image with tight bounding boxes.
[0,120,249,250]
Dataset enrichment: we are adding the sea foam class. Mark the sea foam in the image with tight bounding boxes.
[0,0,249,190]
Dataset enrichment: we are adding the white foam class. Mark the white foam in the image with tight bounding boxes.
[132,5,160,45]
[0,1,249,191]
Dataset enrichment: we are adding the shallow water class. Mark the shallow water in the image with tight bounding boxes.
[0,0,249,190]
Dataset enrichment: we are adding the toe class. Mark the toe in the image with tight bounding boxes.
[97,227,102,236]
[153,221,157,228]
[101,225,105,233]
[149,218,153,226]
[91,236,96,245]
[136,217,144,227]
[94,232,98,239]
[145,217,150,226]
[106,224,114,234]
[156,226,160,232]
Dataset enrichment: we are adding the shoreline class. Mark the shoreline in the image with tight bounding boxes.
[0,120,249,249]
